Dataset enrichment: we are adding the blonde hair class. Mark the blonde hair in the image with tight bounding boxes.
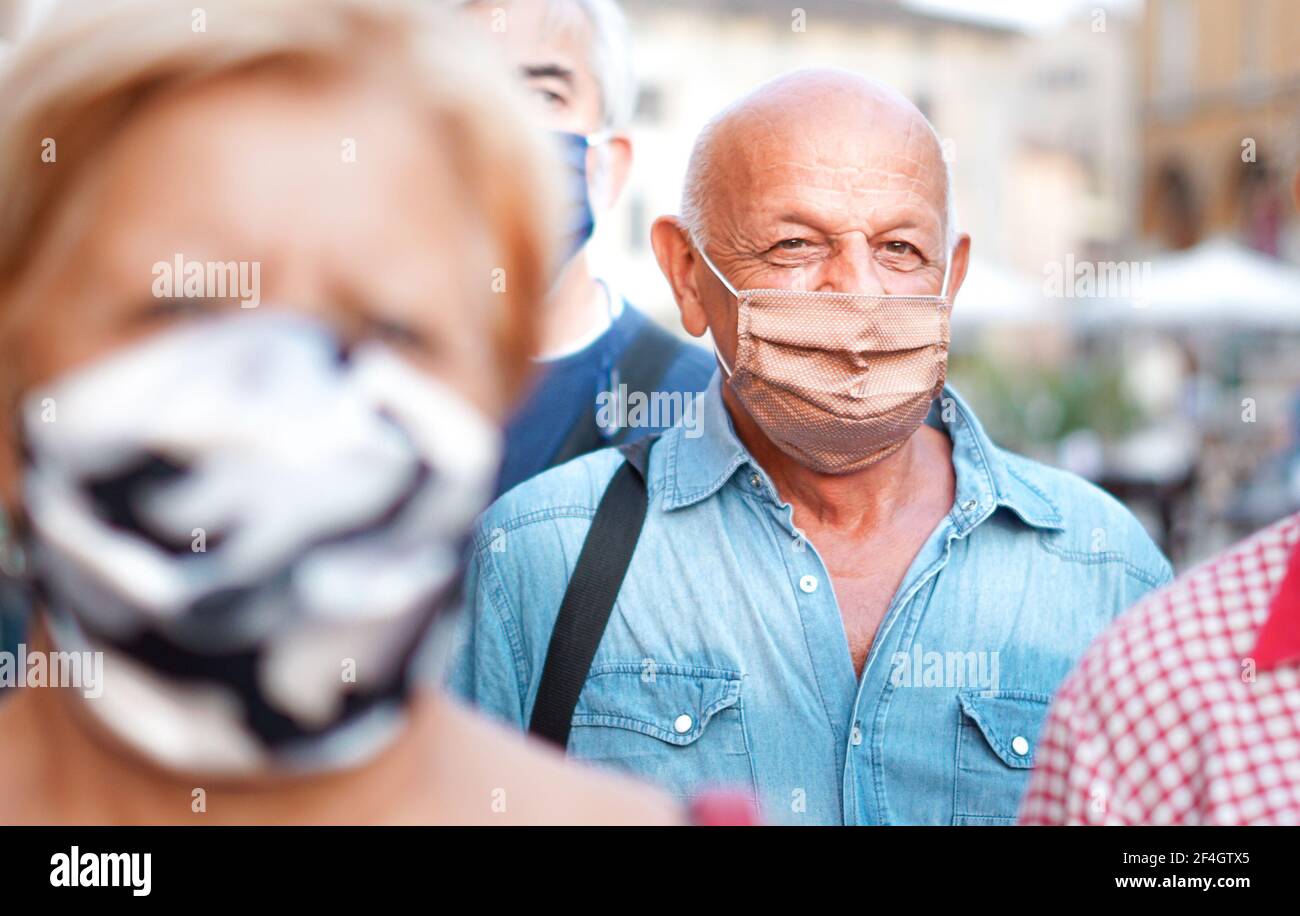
[0,0,559,397]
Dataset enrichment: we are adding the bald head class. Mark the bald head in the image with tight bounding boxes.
[681,69,955,256]
[651,68,971,375]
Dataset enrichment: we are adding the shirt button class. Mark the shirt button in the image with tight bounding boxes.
[851,725,863,746]
[962,498,978,512]
[1011,735,1030,756]
[799,575,818,594]
[749,473,761,488]
[674,714,693,734]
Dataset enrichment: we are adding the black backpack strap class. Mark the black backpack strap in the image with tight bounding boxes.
[527,436,656,749]
[549,320,684,468]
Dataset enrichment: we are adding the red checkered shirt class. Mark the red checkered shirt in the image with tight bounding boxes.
[1020,512,1300,825]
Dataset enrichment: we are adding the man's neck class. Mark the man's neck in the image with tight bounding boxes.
[723,385,950,533]
[536,253,612,358]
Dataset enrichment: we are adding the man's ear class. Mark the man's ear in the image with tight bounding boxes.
[651,216,709,338]
[944,234,972,304]
[589,134,632,211]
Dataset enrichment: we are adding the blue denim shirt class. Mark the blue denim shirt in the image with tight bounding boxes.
[448,376,1173,824]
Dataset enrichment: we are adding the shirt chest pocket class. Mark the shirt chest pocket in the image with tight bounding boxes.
[567,663,756,802]
[953,689,1052,825]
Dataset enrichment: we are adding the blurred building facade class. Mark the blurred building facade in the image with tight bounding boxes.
[1141,0,1300,258]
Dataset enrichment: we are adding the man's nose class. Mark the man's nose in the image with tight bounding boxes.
[815,236,885,294]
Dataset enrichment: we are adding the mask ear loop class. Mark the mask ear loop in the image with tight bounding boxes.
[583,130,614,208]
[714,343,735,378]
[693,244,740,377]
[933,246,955,401]
[939,245,954,301]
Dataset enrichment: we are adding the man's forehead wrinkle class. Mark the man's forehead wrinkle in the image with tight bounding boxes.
[900,116,948,213]
[746,154,941,221]
[735,96,940,185]
[731,190,942,249]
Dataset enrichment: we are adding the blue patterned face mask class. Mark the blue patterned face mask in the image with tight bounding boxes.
[554,130,609,262]
[17,312,500,776]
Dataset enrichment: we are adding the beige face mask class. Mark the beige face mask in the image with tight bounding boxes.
[700,247,952,475]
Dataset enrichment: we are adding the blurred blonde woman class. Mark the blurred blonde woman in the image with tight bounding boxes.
[0,0,682,825]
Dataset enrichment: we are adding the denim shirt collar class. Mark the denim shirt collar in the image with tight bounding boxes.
[662,375,1065,533]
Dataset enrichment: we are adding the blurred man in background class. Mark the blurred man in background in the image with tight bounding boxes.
[456,0,714,496]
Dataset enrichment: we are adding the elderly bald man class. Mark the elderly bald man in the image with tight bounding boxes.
[449,70,1172,825]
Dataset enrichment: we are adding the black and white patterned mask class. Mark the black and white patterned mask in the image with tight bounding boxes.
[18,312,500,776]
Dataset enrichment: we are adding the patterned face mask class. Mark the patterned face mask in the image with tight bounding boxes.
[698,247,952,475]
[17,312,500,776]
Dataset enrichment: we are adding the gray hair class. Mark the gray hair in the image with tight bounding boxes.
[682,110,959,258]
[456,0,636,131]
[573,0,635,130]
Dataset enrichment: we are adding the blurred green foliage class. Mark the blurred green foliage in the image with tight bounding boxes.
[949,351,1146,453]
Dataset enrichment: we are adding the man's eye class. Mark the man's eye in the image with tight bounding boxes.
[533,88,565,108]
[774,239,807,251]
[883,241,921,257]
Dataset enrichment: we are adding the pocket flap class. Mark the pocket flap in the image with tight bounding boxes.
[572,664,743,746]
[957,689,1052,769]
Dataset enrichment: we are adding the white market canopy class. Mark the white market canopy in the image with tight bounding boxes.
[1083,237,1300,330]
